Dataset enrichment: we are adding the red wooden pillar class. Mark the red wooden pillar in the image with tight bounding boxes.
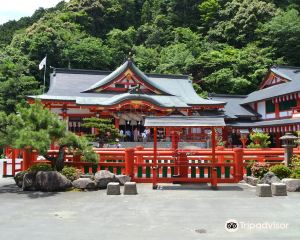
[11,148,16,176]
[3,161,7,177]
[211,127,218,189]
[22,149,31,171]
[171,131,179,151]
[275,102,280,118]
[234,148,244,182]
[216,146,225,174]
[171,131,179,175]
[114,117,120,129]
[179,152,188,178]
[152,127,158,189]
[165,127,170,138]
[125,148,135,179]
[135,146,144,163]
[31,150,38,166]
[275,132,281,148]
[222,127,228,147]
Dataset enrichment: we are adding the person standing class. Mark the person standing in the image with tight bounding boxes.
[125,129,131,142]
[133,128,140,142]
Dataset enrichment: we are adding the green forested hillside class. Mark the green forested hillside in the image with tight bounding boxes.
[0,0,300,114]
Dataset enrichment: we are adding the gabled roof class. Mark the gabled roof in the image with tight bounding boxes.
[30,60,225,108]
[83,60,172,95]
[209,94,259,119]
[242,66,300,104]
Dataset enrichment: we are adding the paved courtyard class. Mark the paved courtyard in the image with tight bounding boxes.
[0,160,299,240]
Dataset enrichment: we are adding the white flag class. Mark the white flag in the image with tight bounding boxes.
[39,56,47,70]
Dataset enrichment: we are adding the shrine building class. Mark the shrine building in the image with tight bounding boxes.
[29,61,300,148]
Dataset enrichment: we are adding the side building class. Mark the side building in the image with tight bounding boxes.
[210,66,300,147]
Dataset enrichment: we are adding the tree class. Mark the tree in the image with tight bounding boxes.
[0,102,95,171]
[208,0,277,47]
[247,132,271,148]
[82,117,120,147]
[106,27,137,66]
[198,0,221,27]
[259,9,300,65]
[197,43,280,94]
[62,36,112,69]
[133,45,159,73]
[0,47,41,113]
[157,43,196,74]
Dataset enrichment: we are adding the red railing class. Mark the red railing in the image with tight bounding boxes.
[3,146,300,187]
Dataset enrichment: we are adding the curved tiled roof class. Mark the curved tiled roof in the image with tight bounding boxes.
[83,60,173,95]
[31,60,225,108]
[242,66,300,104]
[209,94,259,119]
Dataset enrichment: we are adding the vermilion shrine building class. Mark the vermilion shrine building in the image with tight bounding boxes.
[29,62,300,148]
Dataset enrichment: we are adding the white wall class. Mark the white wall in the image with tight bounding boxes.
[265,113,275,119]
[279,111,292,118]
[257,101,266,119]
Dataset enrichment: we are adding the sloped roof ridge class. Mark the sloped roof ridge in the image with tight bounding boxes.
[53,68,191,79]
[54,68,111,75]
[209,93,248,98]
[271,65,300,70]
[82,60,174,95]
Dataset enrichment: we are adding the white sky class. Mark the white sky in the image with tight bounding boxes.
[0,0,68,24]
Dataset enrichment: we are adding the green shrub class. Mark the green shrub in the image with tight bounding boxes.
[61,166,81,181]
[247,132,271,148]
[269,164,292,179]
[291,168,300,179]
[251,162,270,178]
[291,154,300,169]
[245,160,255,174]
[28,163,53,173]
[82,149,99,163]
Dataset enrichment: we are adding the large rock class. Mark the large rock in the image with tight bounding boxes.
[282,178,300,192]
[36,171,72,192]
[246,176,259,186]
[94,170,116,189]
[72,178,96,190]
[115,175,131,185]
[22,172,37,191]
[259,172,281,185]
[14,171,26,188]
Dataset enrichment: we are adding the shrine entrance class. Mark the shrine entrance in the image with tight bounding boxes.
[144,116,227,189]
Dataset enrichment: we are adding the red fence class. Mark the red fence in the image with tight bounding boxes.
[3,146,300,188]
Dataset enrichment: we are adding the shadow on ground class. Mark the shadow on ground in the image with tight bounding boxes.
[0,183,60,198]
[157,183,244,191]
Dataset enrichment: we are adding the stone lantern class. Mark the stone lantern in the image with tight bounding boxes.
[280,133,298,166]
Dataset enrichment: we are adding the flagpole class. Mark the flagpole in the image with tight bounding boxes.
[43,55,47,94]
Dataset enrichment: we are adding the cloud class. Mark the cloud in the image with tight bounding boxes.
[0,0,67,24]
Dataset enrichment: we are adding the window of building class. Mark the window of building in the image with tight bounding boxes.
[279,99,297,111]
[265,100,275,113]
